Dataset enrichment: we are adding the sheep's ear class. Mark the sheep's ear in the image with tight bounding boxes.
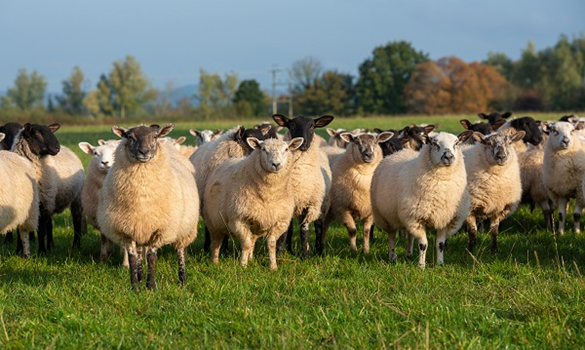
[97,139,106,146]
[423,125,435,134]
[272,114,290,127]
[314,115,334,128]
[0,133,5,143]
[491,119,506,130]
[189,129,200,137]
[213,129,224,136]
[575,121,585,131]
[472,131,485,144]
[421,134,431,145]
[246,137,262,150]
[234,126,246,142]
[568,115,579,124]
[509,131,526,143]
[112,126,127,139]
[258,124,272,135]
[326,128,337,137]
[373,128,384,134]
[48,123,60,133]
[460,120,472,130]
[377,131,394,144]
[157,124,174,138]
[399,126,410,138]
[175,136,186,145]
[502,111,513,119]
[457,130,474,145]
[339,132,353,144]
[288,137,304,151]
[158,138,168,145]
[78,142,95,155]
[478,113,489,120]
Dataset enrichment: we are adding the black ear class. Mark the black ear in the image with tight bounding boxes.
[457,130,474,144]
[272,114,289,127]
[423,125,435,134]
[460,120,472,130]
[233,126,246,142]
[502,112,512,119]
[157,124,174,138]
[112,126,127,139]
[478,113,489,120]
[472,131,486,144]
[314,115,334,128]
[491,119,506,130]
[373,128,384,134]
[48,123,61,133]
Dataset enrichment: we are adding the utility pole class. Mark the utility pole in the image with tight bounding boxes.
[288,69,293,117]
[269,65,282,115]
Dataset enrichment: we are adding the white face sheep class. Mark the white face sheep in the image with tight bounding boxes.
[543,121,585,235]
[371,131,472,267]
[464,131,525,253]
[203,137,304,270]
[189,129,223,146]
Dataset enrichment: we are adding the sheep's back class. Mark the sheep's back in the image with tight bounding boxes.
[50,146,85,214]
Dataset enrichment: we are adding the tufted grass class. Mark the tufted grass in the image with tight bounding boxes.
[1,114,584,349]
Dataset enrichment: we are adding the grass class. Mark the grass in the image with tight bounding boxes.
[1,114,585,348]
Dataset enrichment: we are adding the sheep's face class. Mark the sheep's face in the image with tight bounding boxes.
[341,132,393,163]
[234,127,267,155]
[112,124,174,164]
[400,125,435,151]
[327,128,348,148]
[190,129,223,146]
[0,122,23,151]
[247,137,304,173]
[478,111,512,124]
[22,123,61,156]
[79,140,120,172]
[427,132,468,167]
[472,132,525,166]
[510,116,543,146]
[547,121,585,151]
[460,120,494,137]
[272,114,334,152]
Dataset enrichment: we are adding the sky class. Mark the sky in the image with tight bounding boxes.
[1,0,583,94]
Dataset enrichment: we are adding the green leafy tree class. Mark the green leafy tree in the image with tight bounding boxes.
[195,69,239,120]
[3,68,47,111]
[356,41,429,115]
[56,66,87,115]
[233,79,267,118]
[294,70,355,116]
[291,56,324,92]
[483,52,515,82]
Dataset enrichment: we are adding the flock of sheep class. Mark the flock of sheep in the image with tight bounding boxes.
[0,111,583,290]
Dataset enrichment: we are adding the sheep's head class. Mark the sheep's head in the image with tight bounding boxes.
[79,140,120,172]
[510,116,542,146]
[112,124,173,163]
[326,128,348,148]
[427,132,471,167]
[21,123,61,156]
[254,122,282,139]
[399,124,435,151]
[232,127,267,155]
[340,132,393,163]
[0,122,23,151]
[472,131,525,166]
[246,137,304,173]
[189,129,223,146]
[374,128,403,157]
[478,111,512,124]
[547,121,585,151]
[272,114,334,152]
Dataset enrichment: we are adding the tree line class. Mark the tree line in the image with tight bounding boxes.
[1,33,584,122]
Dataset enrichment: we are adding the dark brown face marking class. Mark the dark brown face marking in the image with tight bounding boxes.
[124,125,160,163]
[22,123,61,156]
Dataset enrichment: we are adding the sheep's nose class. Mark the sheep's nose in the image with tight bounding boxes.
[442,152,454,162]
[272,162,281,169]
[102,161,109,166]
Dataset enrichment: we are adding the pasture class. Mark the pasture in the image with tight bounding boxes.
[0,114,584,349]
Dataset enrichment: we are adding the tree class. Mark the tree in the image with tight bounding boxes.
[3,68,47,111]
[291,56,324,92]
[483,52,514,82]
[194,69,239,120]
[294,70,356,116]
[356,41,429,115]
[56,66,87,115]
[233,79,267,118]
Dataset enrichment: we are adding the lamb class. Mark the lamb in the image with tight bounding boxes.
[543,121,585,234]
[11,123,86,253]
[189,129,224,146]
[189,126,266,252]
[0,132,39,257]
[204,137,304,270]
[98,124,199,290]
[464,131,525,253]
[272,114,335,258]
[324,131,393,253]
[78,139,127,265]
[371,132,471,267]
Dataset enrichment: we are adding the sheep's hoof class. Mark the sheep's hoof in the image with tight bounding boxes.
[418,263,426,269]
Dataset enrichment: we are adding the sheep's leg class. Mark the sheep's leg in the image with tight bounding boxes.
[203,225,211,253]
[210,234,223,264]
[5,230,13,244]
[488,218,502,254]
[136,247,145,282]
[317,217,332,256]
[100,234,112,261]
[340,211,358,253]
[146,247,158,290]
[70,198,85,249]
[406,233,415,258]
[299,216,311,259]
[466,216,478,252]
[314,219,324,256]
[46,217,54,252]
[267,235,278,271]
[557,197,568,235]
[121,247,129,268]
[573,204,583,234]
[18,227,30,258]
[388,230,397,262]
[408,224,428,268]
[240,236,254,268]
[248,236,258,261]
[220,235,229,254]
[37,212,50,255]
[127,243,140,290]
[177,247,186,284]
[363,216,374,254]
[15,232,23,255]
[276,221,293,255]
[370,224,375,243]
[540,201,554,231]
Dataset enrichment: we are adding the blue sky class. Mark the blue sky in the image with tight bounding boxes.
[1,0,583,94]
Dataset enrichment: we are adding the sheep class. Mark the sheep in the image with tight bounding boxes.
[272,114,335,258]
[399,124,436,151]
[494,116,543,152]
[371,132,472,267]
[0,132,39,257]
[464,131,525,253]
[323,131,393,253]
[542,121,585,235]
[254,122,282,139]
[11,123,86,254]
[189,126,266,252]
[326,128,363,148]
[165,136,197,158]
[478,111,513,124]
[0,122,23,150]
[374,128,405,157]
[204,137,304,270]
[518,146,554,229]
[97,124,199,290]
[189,129,223,146]
[78,139,127,266]
[459,118,507,144]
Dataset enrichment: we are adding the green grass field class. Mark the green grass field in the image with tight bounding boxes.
[1,114,584,349]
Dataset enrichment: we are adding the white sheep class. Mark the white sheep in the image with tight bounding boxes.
[78,139,127,266]
[189,128,223,146]
[543,121,585,234]
[0,133,39,257]
[98,124,199,290]
[11,123,86,253]
[371,132,471,267]
[324,131,393,253]
[464,131,525,253]
[204,137,304,270]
